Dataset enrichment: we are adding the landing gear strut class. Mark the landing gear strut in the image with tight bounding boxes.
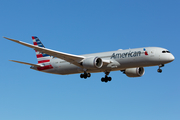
[101,72,112,83]
[80,72,91,79]
[157,64,164,73]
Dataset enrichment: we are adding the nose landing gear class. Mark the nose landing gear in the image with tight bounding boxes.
[157,64,164,73]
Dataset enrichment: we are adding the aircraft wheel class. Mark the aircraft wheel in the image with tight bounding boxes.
[80,72,91,79]
[157,69,162,73]
[104,77,108,83]
[87,73,91,77]
[101,78,105,82]
[84,75,87,79]
[101,71,112,83]
[108,77,112,81]
[80,74,84,78]
[101,77,111,83]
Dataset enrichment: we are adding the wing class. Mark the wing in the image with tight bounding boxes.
[4,37,86,67]
[4,37,112,68]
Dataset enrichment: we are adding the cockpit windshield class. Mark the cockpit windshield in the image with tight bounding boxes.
[162,50,170,53]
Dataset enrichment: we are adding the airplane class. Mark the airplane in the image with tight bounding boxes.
[4,36,175,82]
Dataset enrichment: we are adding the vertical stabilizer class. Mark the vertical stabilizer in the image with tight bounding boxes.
[32,36,52,64]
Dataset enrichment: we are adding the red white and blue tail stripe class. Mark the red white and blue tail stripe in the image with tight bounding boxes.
[32,36,52,65]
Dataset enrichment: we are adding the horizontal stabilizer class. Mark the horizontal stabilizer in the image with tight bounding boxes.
[9,60,42,67]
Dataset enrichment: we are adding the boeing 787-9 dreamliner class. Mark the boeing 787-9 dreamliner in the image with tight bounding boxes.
[4,36,175,83]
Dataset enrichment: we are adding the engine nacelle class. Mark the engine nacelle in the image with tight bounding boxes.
[82,57,103,69]
[124,67,145,77]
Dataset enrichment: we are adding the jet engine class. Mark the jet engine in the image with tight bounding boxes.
[124,67,145,77]
[82,57,103,69]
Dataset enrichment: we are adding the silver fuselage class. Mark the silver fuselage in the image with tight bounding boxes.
[32,47,174,75]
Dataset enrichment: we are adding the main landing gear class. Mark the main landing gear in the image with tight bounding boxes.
[80,71,112,83]
[157,64,164,73]
[101,72,112,83]
[80,72,91,79]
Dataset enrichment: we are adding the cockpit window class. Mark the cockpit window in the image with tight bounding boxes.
[162,50,170,53]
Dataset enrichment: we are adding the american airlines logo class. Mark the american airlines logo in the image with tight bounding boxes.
[111,51,142,59]
[111,48,149,59]
[143,48,148,55]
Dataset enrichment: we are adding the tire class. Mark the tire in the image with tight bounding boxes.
[80,74,84,78]
[87,73,91,77]
[101,78,105,82]
[84,75,87,79]
[157,69,162,73]
[108,77,112,81]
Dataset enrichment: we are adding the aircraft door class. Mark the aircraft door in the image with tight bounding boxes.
[150,49,156,57]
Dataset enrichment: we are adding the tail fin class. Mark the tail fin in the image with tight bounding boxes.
[32,36,52,64]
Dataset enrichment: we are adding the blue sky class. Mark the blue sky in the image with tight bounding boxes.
[0,0,180,120]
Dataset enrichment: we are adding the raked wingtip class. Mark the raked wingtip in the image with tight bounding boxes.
[3,36,10,40]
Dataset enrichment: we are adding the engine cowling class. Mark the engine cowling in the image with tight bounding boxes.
[82,57,103,69]
[124,67,145,77]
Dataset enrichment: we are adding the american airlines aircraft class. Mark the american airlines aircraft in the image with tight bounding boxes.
[4,36,175,82]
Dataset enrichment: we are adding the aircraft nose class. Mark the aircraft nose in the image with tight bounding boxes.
[169,54,175,62]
